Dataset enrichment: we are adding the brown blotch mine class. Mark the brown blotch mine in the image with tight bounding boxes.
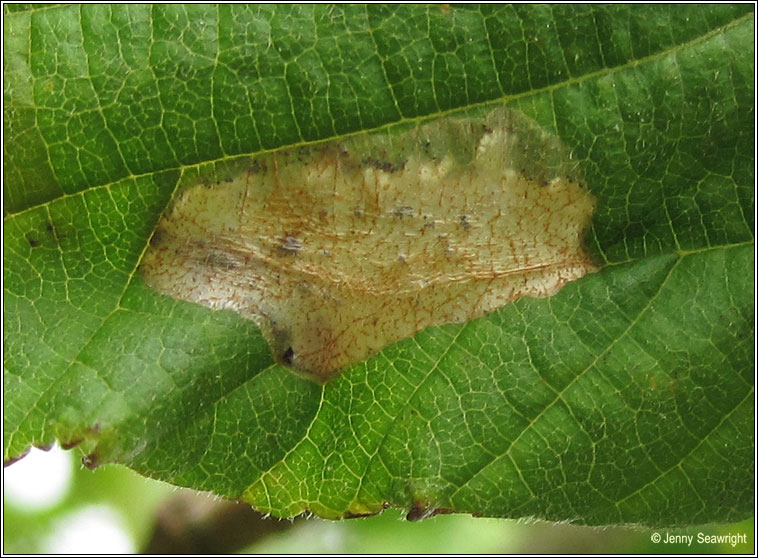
[140,106,597,382]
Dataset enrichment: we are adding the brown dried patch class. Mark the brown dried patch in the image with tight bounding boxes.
[406,505,456,522]
[4,449,31,467]
[61,439,83,450]
[82,452,100,470]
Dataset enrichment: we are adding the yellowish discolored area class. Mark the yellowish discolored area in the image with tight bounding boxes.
[140,107,596,382]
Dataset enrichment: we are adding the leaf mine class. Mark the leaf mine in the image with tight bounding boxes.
[140,106,597,382]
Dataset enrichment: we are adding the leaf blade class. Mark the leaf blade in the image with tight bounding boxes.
[3,4,753,527]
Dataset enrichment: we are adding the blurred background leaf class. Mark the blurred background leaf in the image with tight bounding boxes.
[3,448,754,553]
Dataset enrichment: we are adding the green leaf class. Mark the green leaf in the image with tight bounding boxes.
[4,4,754,527]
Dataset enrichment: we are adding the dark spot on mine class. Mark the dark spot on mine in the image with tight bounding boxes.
[82,453,100,470]
[282,346,295,365]
[540,179,549,187]
[149,229,163,246]
[459,214,472,231]
[277,235,302,256]
[202,251,240,270]
[394,206,415,218]
[362,156,397,173]
[482,124,493,134]
[249,160,267,174]
[420,140,433,157]
[26,233,40,247]
[269,322,293,363]
[354,208,365,218]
